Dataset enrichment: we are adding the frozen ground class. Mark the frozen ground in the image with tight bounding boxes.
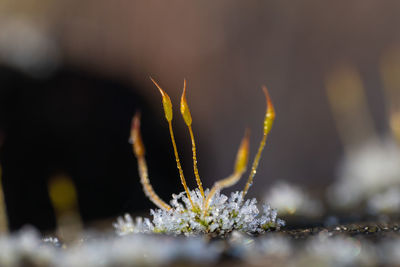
[0,221,399,267]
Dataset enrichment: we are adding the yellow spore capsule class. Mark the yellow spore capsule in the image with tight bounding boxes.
[234,129,250,174]
[180,79,192,126]
[262,86,276,135]
[150,77,173,122]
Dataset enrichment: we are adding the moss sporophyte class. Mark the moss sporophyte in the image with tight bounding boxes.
[113,78,284,236]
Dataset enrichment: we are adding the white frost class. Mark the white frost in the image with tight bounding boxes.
[114,189,284,236]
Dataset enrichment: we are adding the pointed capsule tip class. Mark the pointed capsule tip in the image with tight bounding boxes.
[132,111,141,130]
[182,79,187,99]
[241,128,250,153]
[244,127,251,140]
[150,77,173,121]
[149,75,156,87]
[131,112,145,156]
[240,128,251,150]
[262,85,271,104]
[150,77,166,97]
[262,85,275,115]
[262,85,275,134]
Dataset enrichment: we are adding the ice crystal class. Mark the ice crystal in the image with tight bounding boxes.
[115,79,284,237]
[114,189,284,236]
[42,236,62,248]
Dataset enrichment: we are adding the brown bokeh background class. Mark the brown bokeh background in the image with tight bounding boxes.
[0,1,399,230]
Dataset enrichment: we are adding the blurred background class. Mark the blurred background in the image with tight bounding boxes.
[0,0,399,232]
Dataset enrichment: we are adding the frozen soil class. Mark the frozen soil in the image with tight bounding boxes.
[1,220,400,266]
[281,221,400,241]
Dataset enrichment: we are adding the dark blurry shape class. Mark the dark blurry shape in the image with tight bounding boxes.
[49,174,78,213]
[325,63,377,150]
[381,45,400,144]
[0,66,180,232]
[48,173,82,242]
[0,166,8,233]
[390,112,400,144]
[326,59,400,213]
[0,129,7,233]
[381,45,400,110]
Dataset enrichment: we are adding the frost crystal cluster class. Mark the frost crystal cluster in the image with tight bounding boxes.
[115,78,284,236]
[114,189,284,236]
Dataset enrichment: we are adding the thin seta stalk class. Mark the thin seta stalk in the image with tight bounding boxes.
[150,77,195,208]
[180,79,205,199]
[131,112,171,210]
[242,86,275,198]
